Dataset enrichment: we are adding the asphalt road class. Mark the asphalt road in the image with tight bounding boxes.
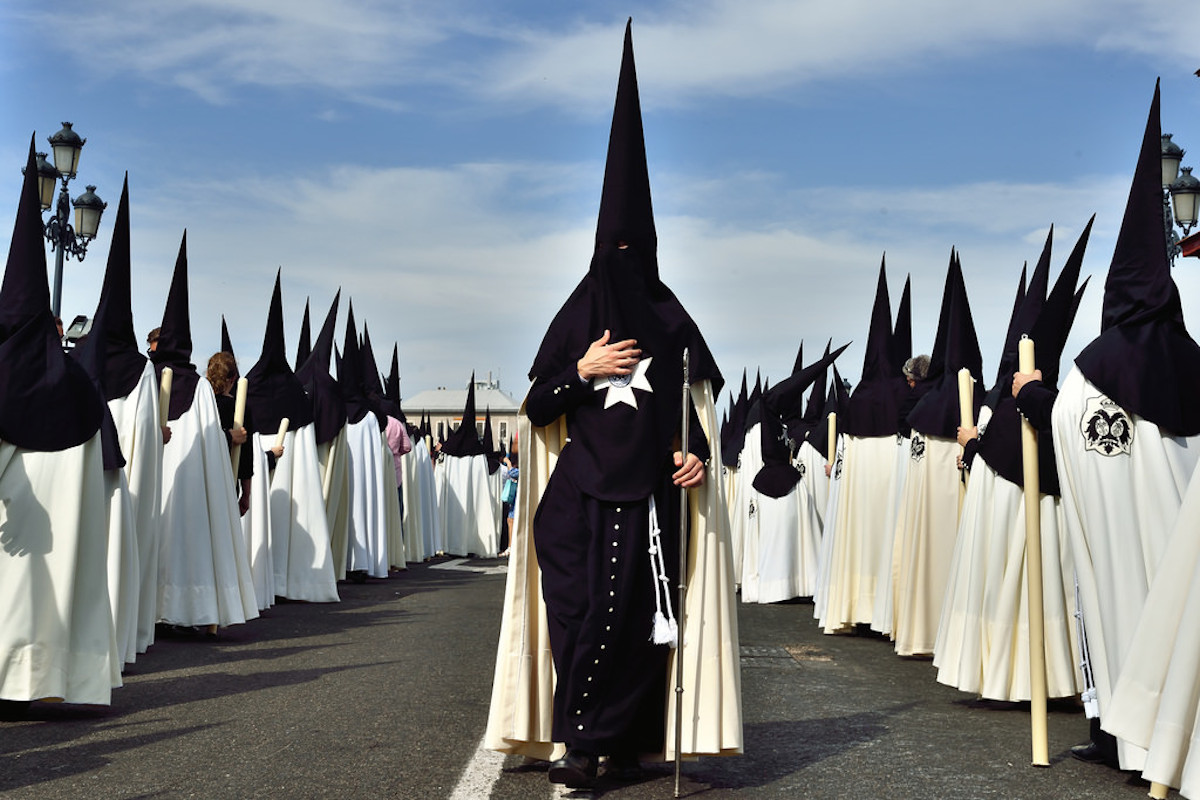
[1,557,1166,799]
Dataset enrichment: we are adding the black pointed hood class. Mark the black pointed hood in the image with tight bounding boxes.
[752,342,850,497]
[220,315,234,356]
[296,298,311,369]
[442,374,485,457]
[720,368,749,467]
[296,290,346,443]
[245,269,313,435]
[891,274,912,374]
[70,291,125,470]
[800,338,833,433]
[84,173,147,401]
[483,408,501,473]
[1074,82,1200,435]
[843,256,907,436]
[0,138,104,451]
[907,252,984,438]
[384,342,407,423]
[149,231,201,420]
[338,301,370,425]
[979,219,1093,495]
[985,231,1053,409]
[812,363,852,461]
[360,322,400,423]
[791,340,804,376]
[524,19,721,500]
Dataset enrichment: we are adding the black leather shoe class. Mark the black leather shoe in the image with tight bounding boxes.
[602,753,644,782]
[548,749,598,788]
[1070,741,1118,767]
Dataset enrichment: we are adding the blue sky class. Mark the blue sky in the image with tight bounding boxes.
[2,0,1199,405]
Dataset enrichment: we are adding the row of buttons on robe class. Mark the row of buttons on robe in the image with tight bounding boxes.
[577,505,622,732]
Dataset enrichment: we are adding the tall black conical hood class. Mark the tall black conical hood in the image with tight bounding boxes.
[801,338,832,431]
[983,263,1029,410]
[908,253,984,438]
[245,269,313,434]
[296,290,346,443]
[70,288,125,470]
[985,231,1052,408]
[442,374,485,457]
[979,219,1093,495]
[339,301,370,425]
[594,19,656,266]
[296,298,311,369]
[384,342,405,418]
[721,368,749,467]
[843,256,907,436]
[221,315,234,356]
[0,138,103,450]
[791,340,804,376]
[812,363,852,461]
[149,232,200,420]
[891,274,912,374]
[523,19,722,500]
[360,322,399,422]
[482,407,501,473]
[87,173,147,401]
[1074,81,1200,435]
[753,342,850,497]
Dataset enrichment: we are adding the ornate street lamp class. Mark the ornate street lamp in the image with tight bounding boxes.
[1161,133,1197,264]
[36,122,106,317]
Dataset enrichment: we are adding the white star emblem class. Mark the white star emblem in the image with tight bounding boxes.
[593,356,653,409]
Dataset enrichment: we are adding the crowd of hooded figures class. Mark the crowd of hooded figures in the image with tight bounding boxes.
[718,82,1200,799]
[0,142,516,717]
[7,27,1200,799]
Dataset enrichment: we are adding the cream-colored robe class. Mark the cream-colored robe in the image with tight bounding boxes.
[484,380,742,761]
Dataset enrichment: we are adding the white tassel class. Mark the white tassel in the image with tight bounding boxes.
[647,497,678,648]
[652,611,677,646]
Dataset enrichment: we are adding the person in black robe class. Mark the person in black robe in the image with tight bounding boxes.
[524,20,721,788]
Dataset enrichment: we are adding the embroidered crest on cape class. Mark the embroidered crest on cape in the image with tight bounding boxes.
[593,356,653,409]
[834,450,844,480]
[1081,396,1133,456]
[910,433,926,462]
[790,455,806,478]
[747,498,757,519]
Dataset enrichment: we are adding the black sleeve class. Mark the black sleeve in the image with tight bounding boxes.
[525,366,590,427]
[264,449,277,471]
[1015,382,1057,431]
[961,437,980,470]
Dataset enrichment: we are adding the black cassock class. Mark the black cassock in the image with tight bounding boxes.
[526,356,708,756]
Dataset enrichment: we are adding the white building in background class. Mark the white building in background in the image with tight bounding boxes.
[403,372,520,451]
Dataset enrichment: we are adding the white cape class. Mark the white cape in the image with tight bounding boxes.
[813,434,845,623]
[819,434,902,633]
[1053,367,1200,771]
[934,457,1082,701]
[318,426,351,580]
[158,378,259,627]
[439,453,499,558]
[346,413,389,578]
[382,433,406,569]
[401,439,439,562]
[108,361,162,654]
[485,380,742,761]
[0,435,115,704]
[241,438,275,610]
[104,467,139,670]
[270,425,340,601]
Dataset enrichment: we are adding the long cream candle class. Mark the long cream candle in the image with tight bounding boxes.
[230,377,248,476]
[957,368,974,514]
[1019,337,1049,767]
[274,417,290,450]
[826,411,837,497]
[158,367,173,429]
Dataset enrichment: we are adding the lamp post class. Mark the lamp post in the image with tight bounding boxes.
[1161,133,1200,264]
[26,122,107,317]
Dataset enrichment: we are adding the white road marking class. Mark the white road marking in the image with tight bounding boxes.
[449,736,506,800]
[429,557,508,575]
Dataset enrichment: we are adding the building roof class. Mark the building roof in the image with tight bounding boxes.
[403,383,520,415]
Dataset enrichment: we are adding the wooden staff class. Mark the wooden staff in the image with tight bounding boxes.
[1019,337,1049,766]
[229,377,248,476]
[158,367,173,429]
[957,368,974,517]
[674,348,690,799]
